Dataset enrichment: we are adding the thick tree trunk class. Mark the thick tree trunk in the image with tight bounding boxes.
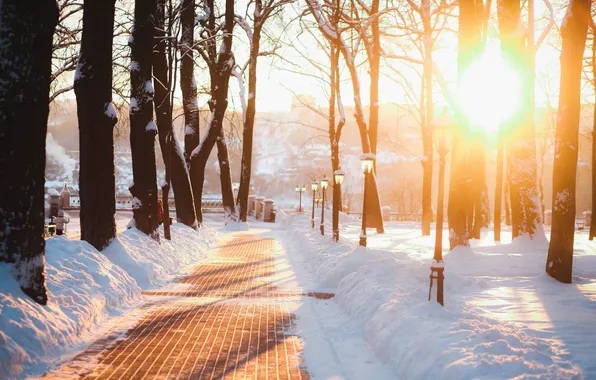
[189,0,235,225]
[153,0,196,228]
[179,0,202,223]
[546,0,589,283]
[129,0,160,239]
[180,0,200,167]
[421,0,434,236]
[74,0,117,251]
[450,0,482,249]
[0,0,57,305]
[498,0,543,241]
[238,24,262,222]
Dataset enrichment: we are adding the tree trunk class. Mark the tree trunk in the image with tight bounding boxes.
[450,0,481,249]
[162,182,171,240]
[546,0,589,283]
[498,0,543,241]
[189,0,235,225]
[421,0,434,236]
[238,22,262,223]
[494,134,504,241]
[590,33,596,241]
[369,0,380,159]
[74,0,117,251]
[591,111,596,240]
[0,0,58,304]
[217,130,236,219]
[180,0,202,223]
[180,0,200,167]
[129,0,160,240]
[153,0,196,228]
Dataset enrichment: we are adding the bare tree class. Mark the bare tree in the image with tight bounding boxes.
[0,0,58,304]
[153,0,197,229]
[234,0,292,223]
[129,0,160,239]
[190,0,236,223]
[74,0,118,251]
[305,0,384,233]
[546,0,590,283]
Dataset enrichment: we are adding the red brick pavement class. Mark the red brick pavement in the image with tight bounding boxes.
[42,233,327,380]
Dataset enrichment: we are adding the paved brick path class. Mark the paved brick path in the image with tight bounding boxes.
[44,233,323,380]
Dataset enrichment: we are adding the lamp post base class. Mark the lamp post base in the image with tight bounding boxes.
[428,261,445,306]
[333,229,339,242]
[311,219,314,228]
[320,224,324,236]
[359,236,367,247]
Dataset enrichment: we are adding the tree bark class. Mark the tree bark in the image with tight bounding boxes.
[450,0,481,249]
[180,0,202,223]
[591,110,596,240]
[546,0,589,283]
[498,0,543,241]
[74,0,117,251]
[494,134,504,241]
[189,0,235,225]
[129,0,160,239]
[238,22,262,222]
[421,0,434,237]
[216,130,236,219]
[0,0,58,304]
[153,0,197,228]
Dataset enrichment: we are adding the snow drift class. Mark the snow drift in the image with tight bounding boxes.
[283,213,594,379]
[0,223,220,379]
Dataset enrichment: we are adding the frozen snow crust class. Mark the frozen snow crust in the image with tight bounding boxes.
[284,212,591,379]
[0,223,220,379]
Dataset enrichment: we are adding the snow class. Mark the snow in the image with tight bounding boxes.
[130,61,139,71]
[104,102,117,119]
[144,80,154,95]
[282,212,596,378]
[145,121,157,133]
[0,224,222,378]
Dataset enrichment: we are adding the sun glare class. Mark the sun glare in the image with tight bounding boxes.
[459,49,522,136]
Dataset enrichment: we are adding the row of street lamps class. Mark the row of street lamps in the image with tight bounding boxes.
[295,114,452,307]
[296,154,375,245]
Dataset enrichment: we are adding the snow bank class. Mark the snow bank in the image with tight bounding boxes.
[283,213,590,379]
[0,223,220,379]
[103,224,219,289]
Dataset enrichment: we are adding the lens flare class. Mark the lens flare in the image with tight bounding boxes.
[459,49,522,136]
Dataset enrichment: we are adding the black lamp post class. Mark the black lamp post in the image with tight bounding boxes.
[359,154,375,247]
[295,185,306,213]
[428,112,451,306]
[320,176,329,236]
[311,181,318,228]
[333,169,345,242]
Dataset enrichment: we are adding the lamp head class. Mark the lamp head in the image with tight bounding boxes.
[311,181,318,191]
[320,177,329,190]
[360,153,375,174]
[334,169,345,185]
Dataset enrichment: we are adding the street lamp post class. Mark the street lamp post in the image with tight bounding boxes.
[295,185,306,213]
[428,112,451,306]
[319,177,329,236]
[311,181,318,228]
[333,169,345,242]
[359,154,375,247]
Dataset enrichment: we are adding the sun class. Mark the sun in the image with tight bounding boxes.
[459,48,522,136]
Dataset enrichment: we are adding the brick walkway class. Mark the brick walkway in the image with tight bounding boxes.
[44,233,325,380]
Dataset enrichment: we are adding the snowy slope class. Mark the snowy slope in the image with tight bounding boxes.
[0,224,221,379]
[283,212,595,379]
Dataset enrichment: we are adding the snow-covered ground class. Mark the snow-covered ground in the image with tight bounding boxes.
[0,222,222,379]
[282,211,596,379]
